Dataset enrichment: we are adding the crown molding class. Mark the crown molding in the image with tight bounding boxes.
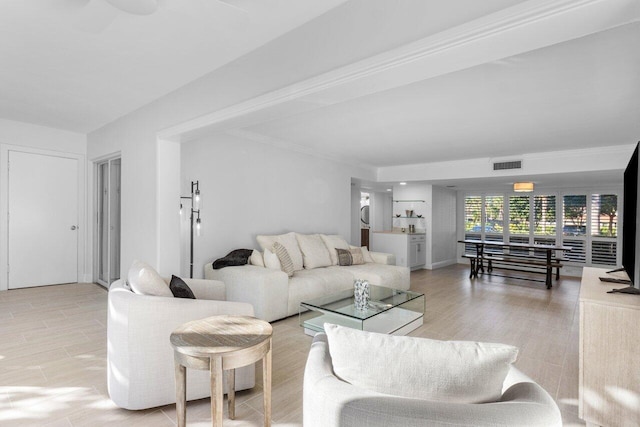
[159,0,639,141]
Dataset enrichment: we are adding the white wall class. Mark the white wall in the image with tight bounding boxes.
[180,133,372,278]
[431,186,457,268]
[0,119,88,289]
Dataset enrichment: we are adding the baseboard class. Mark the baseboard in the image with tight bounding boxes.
[431,259,458,269]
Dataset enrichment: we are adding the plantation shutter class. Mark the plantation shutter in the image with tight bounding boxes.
[590,194,618,266]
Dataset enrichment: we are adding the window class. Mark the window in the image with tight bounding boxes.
[463,196,482,253]
[562,195,587,237]
[464,196,482,234]
[590,194,618,266]
[484,195,504,234]
[534,195,556,236]
[591,194,618,237]
[461,191,620,267]
[509,195,530,235]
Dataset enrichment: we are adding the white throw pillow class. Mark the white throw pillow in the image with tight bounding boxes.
[127,260,173,297]
[350,245,374,263]
[249,250,265,267]
[296,233,332,269]
[361,246,375,263]
[320,234,350,265]
[263,248,282,271]
[256,232,303,271]
[324,323,518,404]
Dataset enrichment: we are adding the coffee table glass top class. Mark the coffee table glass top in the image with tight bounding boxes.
[300,285,423,321]
[300,285,425,335]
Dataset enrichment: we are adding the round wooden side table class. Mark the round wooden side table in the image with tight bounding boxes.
[170,315,273,427]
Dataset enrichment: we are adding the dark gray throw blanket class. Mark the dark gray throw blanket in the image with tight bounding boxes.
[212,249,254,269]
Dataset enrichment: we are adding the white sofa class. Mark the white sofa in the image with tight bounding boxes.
[205,232,410,322]
[107,277,256,410]
[304,333,562,427]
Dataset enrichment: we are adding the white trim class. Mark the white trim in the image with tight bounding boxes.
[0,144,87,291]
[158,0,637,141]
[431,259,458,269]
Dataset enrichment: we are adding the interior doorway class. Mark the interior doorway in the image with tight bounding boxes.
[95,157,121,288]
[8,150,79,289]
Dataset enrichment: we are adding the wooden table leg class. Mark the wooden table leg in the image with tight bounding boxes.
[263,340,272,427]
[227,368,235,420]
[174,355,187,427]
[210,357,223,427]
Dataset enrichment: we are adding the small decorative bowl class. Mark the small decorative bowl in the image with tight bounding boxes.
[417,214,423,218]
[395,214,401,217]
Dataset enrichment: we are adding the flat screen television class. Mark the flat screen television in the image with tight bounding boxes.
[606,141,640,294]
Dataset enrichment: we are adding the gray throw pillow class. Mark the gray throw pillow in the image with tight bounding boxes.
[169,275,196,299]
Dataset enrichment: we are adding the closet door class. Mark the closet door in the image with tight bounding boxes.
[8,151,78,288]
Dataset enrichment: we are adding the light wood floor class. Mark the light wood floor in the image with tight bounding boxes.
[0,265,584,426]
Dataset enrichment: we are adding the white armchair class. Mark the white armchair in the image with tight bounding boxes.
[107,278,256,410]
[304,333,562,427]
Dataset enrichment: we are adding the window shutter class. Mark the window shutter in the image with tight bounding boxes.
[590,194,618,266]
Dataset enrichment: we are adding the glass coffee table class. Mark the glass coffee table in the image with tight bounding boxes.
[299,285,424,336]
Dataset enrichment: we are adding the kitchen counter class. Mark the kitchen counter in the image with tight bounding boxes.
[370,231,427,270]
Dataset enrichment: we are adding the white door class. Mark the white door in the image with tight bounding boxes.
[8,151,78,288]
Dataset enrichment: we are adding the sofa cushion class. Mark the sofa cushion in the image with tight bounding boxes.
[321,234,350,265]
[273,242,295,277]
[127,260,173,297]
[249,250,264,267]
[329,263,410,290]
[324,323,519,404]
[169,275,196,299]
[287,268,354,315]
[296,233,332,269]
[263,248,281,271]
[257,232,303,271]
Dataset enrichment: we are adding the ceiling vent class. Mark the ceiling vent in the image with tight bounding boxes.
[493,160,522,171]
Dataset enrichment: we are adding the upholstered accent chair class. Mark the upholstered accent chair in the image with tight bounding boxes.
[107,277,256,410]
[303,332,562,427]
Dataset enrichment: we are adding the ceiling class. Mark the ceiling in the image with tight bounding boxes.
[2,0,639,185]
[0,0,346,132]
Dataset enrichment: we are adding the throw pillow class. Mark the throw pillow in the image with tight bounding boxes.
[169,275,196,299]
[335,248,353,266]
[295,233,332,269]
[350,247,365,265]
[249,249,265,267]
[320,234,350,265]
[263,248,282,271]
[360,246,375,263]
[273,242,295,277]
[350,245,374,263]
[127,260,173,297]
[212,249,253,269]
[324,323,518,404]
[256,232,304,271]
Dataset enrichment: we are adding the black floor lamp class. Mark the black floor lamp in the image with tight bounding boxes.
[180,180,201,278]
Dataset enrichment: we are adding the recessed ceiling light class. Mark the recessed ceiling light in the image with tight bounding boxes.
[399,182,407,186]
[386,189,392,191]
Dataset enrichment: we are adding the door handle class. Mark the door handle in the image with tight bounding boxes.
[71,225,77,230]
